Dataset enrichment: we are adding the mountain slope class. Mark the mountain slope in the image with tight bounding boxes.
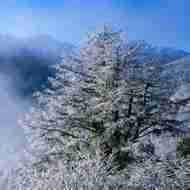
[0,35,189,99]
[162,56,190,93]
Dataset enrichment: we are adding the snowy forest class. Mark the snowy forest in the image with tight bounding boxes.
[0,26,189,189]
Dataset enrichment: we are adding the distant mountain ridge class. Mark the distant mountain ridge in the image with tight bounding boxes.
[127,41,190,64]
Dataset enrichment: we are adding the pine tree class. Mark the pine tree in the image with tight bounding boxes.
[25,27,186,170]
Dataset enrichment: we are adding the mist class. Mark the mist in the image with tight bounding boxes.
[0,74,27,169]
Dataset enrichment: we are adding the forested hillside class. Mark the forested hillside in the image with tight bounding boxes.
[6,27,190,190]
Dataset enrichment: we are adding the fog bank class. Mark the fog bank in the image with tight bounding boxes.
[0,74,27,168]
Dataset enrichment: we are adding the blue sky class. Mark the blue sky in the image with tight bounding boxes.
[0,0,189,50]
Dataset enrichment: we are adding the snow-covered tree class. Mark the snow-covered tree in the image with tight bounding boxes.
[9,26,190,189]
